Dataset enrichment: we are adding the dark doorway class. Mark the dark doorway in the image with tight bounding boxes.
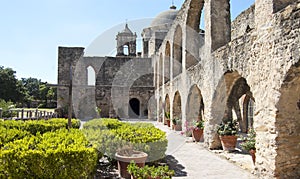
[129,98,140,118]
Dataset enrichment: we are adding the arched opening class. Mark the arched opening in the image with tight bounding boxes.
[274,63,300,177]
[173,25,182,78]
[123,45,129,56]
[158,97,163,122]
[129,98,140,118]
[186,0,205,69]
[164,41,171,83]
[155,60,159,89]
[87,66,96,86]
[159,53,163,86]
[186,85,204,132]
[165,94,170,116]
[224,71,254,133]
[172,91,182,126]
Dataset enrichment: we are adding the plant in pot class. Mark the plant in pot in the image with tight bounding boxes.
[164,112,170,127]
[127,161,174,179]
[115,145,148,179]
[192,120,204,142]
[217,120,238,151]
[240,128,256,164]
[172,118,182,131]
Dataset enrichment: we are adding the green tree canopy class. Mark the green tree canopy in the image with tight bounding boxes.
[0,66,23,102]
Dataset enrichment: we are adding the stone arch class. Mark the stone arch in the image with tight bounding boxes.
[164,41,171,83]
[223,71,254,133]
[87,66,96,86]
[186,84,204,127]
[158,97,163,122]
[173,25,183,78]
[185,0,205,69]
[165,94,170,115]
[172,91,182,121]
[274,63,300,177]
[159,53,163,86]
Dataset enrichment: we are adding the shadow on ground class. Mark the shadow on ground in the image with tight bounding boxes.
[164,155,187,177]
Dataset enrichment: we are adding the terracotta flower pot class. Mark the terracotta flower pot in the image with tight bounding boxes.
[219,135,237,151]
[115,151,148,179]
[174,124,182,131]
[192,128,203,142]
[249,149,256,165]
[166,120,170,127]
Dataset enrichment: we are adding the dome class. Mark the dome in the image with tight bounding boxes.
[150,8,178,27]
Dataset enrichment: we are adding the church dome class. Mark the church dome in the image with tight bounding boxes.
[150,6,178,27]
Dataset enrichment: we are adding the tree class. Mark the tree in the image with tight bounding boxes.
[0,66,23,102]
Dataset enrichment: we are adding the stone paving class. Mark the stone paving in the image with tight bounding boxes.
[153,122,258,179]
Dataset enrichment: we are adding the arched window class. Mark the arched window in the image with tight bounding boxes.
[87,66,96,86]
[123,45,129,56]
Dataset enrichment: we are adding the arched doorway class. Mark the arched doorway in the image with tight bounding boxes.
[173,25,183,78]
[172,91,182,125]
[186,85,204,130]
[129,98,140,118]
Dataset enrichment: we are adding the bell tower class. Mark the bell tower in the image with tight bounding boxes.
[116,23,137,57]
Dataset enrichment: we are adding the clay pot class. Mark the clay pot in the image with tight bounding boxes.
[174,124,182,131]
[115,151,148,179]
[192,128,203,142]
[166,120,171,127]
[219,135,237,151]
[249,149,256,165]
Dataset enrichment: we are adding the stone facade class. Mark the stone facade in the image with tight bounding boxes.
[57,0,300,178]
[58,25,155,120]
[153,0,300,178]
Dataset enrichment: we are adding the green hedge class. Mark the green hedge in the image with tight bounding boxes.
[0,129,97,178]
[0,118,80,135]
[83,119,167,162]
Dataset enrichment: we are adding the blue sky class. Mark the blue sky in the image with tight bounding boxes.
[0,0,254,84]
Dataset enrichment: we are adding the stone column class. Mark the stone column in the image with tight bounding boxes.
[204,0,231,52]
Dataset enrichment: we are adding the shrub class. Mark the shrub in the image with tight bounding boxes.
[0,118,80,135]
[127,161,174,179]
[83,119,168,162]
[0,129,97,178]
[0,99,16,118]
[0,127,31,148]
[240,128,256,151]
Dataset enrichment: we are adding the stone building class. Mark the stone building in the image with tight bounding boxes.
[153,0,299,178]
[57,23,154,120]
[57,0,300,178]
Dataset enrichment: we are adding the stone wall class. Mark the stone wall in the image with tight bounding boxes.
[154,0,300,178]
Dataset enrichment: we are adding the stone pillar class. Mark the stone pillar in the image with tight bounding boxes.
[57,47,85,110]
[204,0,231,52]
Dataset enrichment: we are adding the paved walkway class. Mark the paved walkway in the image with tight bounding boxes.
[153,122,257,179]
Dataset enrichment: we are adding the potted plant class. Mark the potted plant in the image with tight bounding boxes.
[241,128,256,164]
[172,118,182,131]
[164,112,170,127]
[217,120,238,151]
[127,161,174,179]
[115,145,148,179]
[192,120,204,142]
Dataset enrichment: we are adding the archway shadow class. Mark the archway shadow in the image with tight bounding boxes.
[163,155,187,177]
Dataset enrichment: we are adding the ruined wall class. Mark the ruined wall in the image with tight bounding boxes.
[96,57,154,118]
[155,0,300,178]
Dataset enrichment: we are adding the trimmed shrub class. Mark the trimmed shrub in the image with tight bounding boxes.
[0,118,80,135]
[0,127,31,148]
[83,119,168,162]
[0,129,97,178]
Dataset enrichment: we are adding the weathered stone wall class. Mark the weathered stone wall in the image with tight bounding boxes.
[231,4,255,40]
[154,0,300,178]
[96,57,154,118]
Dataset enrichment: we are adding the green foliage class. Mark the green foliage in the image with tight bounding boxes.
[0,127,31,148]
[83,119,168,162]
[127,161,174,179]
[0,118,80,135]
[0,66,23,102]
[0,99,16,118]
[194,120,204,130]
[0,129,97,178]
[164,112,170,119]
[217,120,238,136]
[240,128,256,151]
